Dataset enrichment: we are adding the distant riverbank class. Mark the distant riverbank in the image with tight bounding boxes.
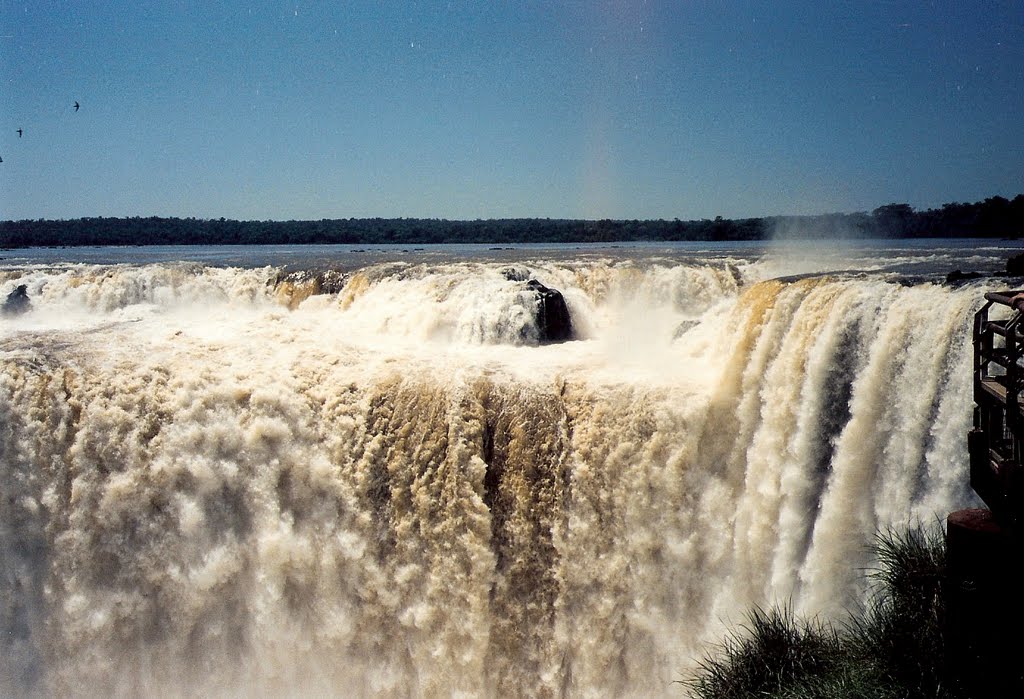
[2,194,1021,248]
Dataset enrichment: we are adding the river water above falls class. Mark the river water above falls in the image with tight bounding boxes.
[0,240,1017,697]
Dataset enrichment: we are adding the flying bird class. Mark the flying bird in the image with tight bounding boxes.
[74,101,79,111]
[16,128,22,137]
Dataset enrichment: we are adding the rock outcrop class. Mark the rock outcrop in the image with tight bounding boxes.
[1008,253,1024,277]
[523,279,573,343]
[500,267,531,283]
[2,284,30,316]
[271,269,349,309]
[945,270,986,285]
[498,268,574,343]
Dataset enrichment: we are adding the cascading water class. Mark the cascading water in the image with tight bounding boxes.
[0,245,994,697]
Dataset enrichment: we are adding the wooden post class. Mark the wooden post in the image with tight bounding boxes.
[945,508,1024,696]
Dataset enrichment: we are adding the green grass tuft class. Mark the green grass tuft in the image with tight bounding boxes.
[683,606,841,699]
[848,524,949,696]
[683,522,953,699]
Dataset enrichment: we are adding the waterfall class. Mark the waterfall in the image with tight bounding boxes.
[0,254,984,696]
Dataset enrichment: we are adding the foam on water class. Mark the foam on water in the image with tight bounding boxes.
[0,252,989,696]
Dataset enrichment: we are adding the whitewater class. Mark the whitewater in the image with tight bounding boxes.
[0,240,1015,697]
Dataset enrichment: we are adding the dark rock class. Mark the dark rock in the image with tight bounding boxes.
[1008,253,1024,276]
[2,284,30,316]
[896,275,929,288]
[314,270,348,295]
[673,319,700,339]
[945,270,986,285]
[501,267,531,282]
[524,279,573,343]
[726,264,743,285]
[271,269,348,304]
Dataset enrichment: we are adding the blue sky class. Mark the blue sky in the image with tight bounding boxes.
[1,1,1022,221]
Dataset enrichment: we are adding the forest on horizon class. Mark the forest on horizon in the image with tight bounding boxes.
[2,194,1022,248]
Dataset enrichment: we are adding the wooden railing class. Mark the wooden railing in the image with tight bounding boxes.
[970,290,1024,526]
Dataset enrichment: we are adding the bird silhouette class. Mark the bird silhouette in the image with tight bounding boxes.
[74,101,79,112]
[17,128,22,137]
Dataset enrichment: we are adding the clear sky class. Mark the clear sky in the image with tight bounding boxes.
[1,1,1022,221]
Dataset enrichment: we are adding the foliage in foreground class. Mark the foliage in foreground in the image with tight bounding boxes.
[683,524,951,699]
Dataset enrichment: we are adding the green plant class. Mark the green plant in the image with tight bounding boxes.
[847,525,949,697]
[683,523,952,698]
[683,606,840,699]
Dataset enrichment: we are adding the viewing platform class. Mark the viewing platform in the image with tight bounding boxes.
[970,290,1024,527]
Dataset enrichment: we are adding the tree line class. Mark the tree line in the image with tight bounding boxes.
[2,194,1021,248]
